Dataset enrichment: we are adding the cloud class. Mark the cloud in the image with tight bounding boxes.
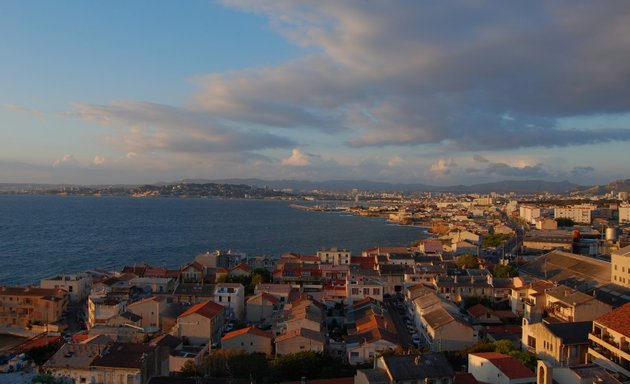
[282,148,313,166]
[571,166,595,176]
[92,155,106,166]
[430,158,458,175]
[210,1,630,150]
[387,155,405,167]
[52,154,78,168]
[485,162,550,178]
[473,155,490,163]
[73,101,295,155]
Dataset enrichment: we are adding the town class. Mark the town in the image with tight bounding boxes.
[2,190,630,384]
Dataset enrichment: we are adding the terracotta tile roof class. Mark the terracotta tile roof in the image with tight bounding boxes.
[178,300,224,319]
[455,372,481,384]
[221,326,272,342]
[467,304,492,317]
[275,328,326,344]
[470,352,534,379]
[596,302,630,337]
[247,292,280,304]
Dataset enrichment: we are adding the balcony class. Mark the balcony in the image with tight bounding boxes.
[589,333,630,362]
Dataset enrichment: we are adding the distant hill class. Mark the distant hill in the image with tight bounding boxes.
[576,178,630,195]
[168,178,584,194]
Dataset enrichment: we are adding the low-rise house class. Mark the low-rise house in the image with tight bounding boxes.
[88,295,126,329]
[347,279,384,304]
[317,247,351,265]
[126,295,168,331]
[40,273,92,303]
[468,352,535,384]
[345,327,399,365]
[355,354,455,384]
[168,344,209,375]
[421,306,476,351]
[246,292,280,324]
[467,304,501,325]
[129,277,176,294]
[275,328,326,356]
[545,285,611,322]
[587,302,630,379]
[228,263,252,278]
[213,283,245,321]
[176,300,225,346]
[0,286,67,328]
[537,361,622,384]
[521,320,592,367]
[44,342,159,384]
[254,283,292,303]
[179,261,206,284]
[171,283,215,304]
[221,326,273,356]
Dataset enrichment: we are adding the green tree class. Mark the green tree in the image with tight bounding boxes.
[492,264,518,278]
[555,218,575,227]
[455,253,479,269]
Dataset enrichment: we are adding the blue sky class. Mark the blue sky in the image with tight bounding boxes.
[2,0,630,186]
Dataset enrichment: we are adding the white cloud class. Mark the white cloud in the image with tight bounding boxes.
[282,148,312,166]
[52,154,78,168]
[430,158,458,175]
[92,155,106,166]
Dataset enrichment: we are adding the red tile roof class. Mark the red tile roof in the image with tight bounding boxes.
[470,352,534,379]
[178,300,224,319]
[596,302,630,337]
[467,304,493,317]
[221,326,273,341]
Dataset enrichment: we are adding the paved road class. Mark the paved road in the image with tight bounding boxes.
[383,296,413,348]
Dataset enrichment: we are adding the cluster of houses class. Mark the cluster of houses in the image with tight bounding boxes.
[2,240,630,384]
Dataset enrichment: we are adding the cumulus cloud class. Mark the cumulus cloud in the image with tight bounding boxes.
[282,148,313,166]
[52,154,78,168]
[430,158,458,175]
[92,155,106,166]
[209,1,630,150]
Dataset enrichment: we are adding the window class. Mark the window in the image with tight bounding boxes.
[351,288,359,295]
[69,286,73,292]
[615,265,618,271]
[527,336,537,349]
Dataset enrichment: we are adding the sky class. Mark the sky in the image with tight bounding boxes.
[2,0,630,186]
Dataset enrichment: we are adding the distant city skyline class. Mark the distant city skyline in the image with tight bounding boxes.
[2,1,630,186]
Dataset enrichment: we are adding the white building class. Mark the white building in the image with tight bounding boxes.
[317,247,351,265]
[519,205,541,225]
[213,283,245,321]
[554,204,597,224]
[468,352,535,384]
[620,203,630,224]
[40,273,92,303]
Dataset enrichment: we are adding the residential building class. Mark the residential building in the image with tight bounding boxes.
[612,245,630,288]
[246,292,280,324]
[521,320,592,367]
[588,303,630,380]
[317,247,351,265]
[554,205,597,224]
[421,306,476,351]
[221,326,273,356]
[544,286,611,322]
[0,286,67,328]
[126,295,167,331]
[520,205,542,225]
[536,361,622,384]
[254,283,292,303]
[345,327,399,365]
[40,273,92,303]
[213,283,245,321]
[44,342,158,384]
[620,204,630,225]
[275,328,326,356]
[535,218,558,231]
[468,352,535,384]
[354,354,455,384]
[176,300,225,346]
[347,280,384,304]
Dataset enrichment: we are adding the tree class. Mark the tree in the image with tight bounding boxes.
[492,264,518,278]
[455,253,479,269]
[32,373,64,384]
[555,218,575,227]
[179,360,203,378]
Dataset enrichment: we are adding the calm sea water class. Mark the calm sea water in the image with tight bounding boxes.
[0,195,427,285]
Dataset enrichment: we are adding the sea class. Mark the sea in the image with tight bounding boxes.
[0,195,429,286]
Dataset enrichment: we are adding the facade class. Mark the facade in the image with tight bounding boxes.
[544,286,612,322]
[346,280,384,304]
[317,247,351,265]
[0,286,67,328]
[176,300,225,346]
[275,328,326,356]
[588,303,630,380]
[40,273,92,303]
[220,326,273,356]
[520,205,541,224]
[521,320,592,367]
[345,327,399,365]
[611,245,630,288]
[620,204,630,225]
[421,306,476,352]
[126,295,167,331]
[246,292,280,324]
[535,218,558,231]
[554,205,597,224]
[213,283,245,321]
[468,352,535,384]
